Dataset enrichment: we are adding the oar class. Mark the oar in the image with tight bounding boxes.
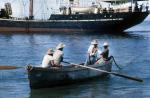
[63,61,143,82]
[111,56,122,69]
[0,66,24,70]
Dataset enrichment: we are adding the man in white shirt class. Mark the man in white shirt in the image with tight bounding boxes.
[85,40,101,65]
[53,43,65,66]
[42,48,54,68]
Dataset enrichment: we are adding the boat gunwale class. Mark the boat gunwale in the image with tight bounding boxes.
[27,61,112,73]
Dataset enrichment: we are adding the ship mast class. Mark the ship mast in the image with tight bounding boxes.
[29,0,34,19]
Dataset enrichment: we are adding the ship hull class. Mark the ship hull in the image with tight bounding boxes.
[0,12,149,33]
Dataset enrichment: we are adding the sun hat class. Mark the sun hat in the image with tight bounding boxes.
[103,42,109,46]
[56,42,65,49]
[91,39,98,45]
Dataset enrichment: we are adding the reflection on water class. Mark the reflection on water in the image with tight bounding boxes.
[29,76,143,98]
[29,78,111,98]
[0,30,150,98]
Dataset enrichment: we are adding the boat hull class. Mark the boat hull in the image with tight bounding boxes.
[0,12,149,33]
[27,60,113,89]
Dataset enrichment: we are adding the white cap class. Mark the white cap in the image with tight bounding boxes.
[103,42,109,46]
[56,43,65,49]
[91,40,98,45]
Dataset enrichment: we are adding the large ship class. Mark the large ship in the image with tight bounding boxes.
[0,0,149,33]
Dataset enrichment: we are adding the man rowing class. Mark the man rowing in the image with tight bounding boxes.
[42,48,55,68]
[53,43,65,66]
[96,42,110,64]
[101,42,109,60]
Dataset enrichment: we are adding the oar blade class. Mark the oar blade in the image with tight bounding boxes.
[0,66,20,70]
[112,73,143,82]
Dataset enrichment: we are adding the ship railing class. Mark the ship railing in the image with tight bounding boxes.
[97,2,149,13]
[100,6,149,13]
[58,5,149,15]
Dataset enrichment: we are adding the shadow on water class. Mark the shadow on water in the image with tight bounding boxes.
[29,77,111,98]
[0,31,146,39]
[29,75,144,98]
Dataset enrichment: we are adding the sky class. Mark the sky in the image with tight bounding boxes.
[0,0,150,20]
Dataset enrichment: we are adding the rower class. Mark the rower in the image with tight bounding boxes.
[85,39,101,65]
[42,48,54,68]
[53,43,65,66]
[95,42,109,64]
[101,42,109,60]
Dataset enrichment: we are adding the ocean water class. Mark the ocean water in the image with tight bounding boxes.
[0,21,150,98]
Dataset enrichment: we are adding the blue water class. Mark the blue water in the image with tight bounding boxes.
[0,21,150,98]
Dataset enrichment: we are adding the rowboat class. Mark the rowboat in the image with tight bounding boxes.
[27,58,113,89]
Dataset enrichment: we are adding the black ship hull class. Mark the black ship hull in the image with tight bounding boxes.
[0,12,149,33]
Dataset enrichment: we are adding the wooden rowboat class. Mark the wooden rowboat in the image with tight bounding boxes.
[27,58,113,89]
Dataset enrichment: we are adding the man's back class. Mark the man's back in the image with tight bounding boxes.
[42,54,53,68]
[53,49,63,65]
